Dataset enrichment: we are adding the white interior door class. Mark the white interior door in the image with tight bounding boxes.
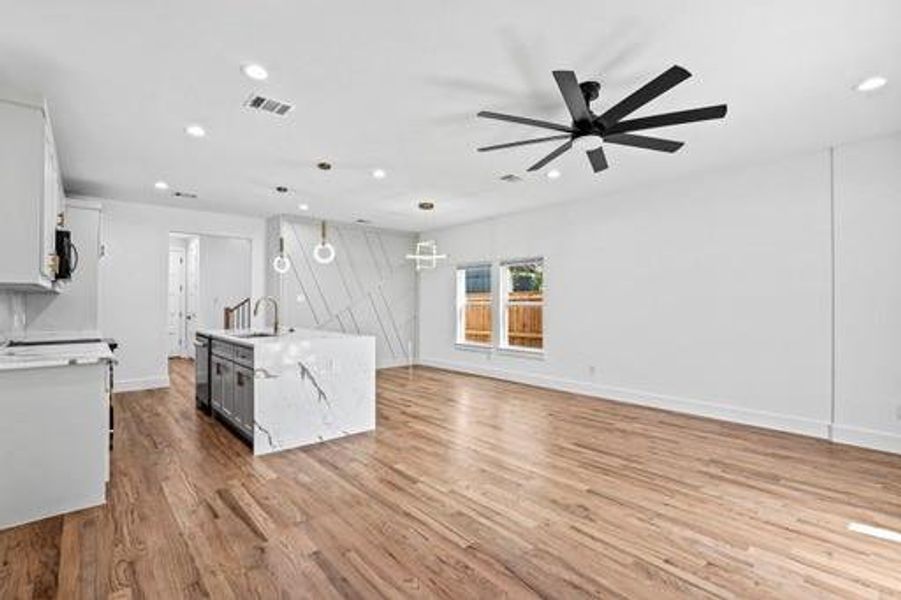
[185,239,200,358]
[167,247,186,357]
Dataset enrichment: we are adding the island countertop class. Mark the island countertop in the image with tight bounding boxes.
[197,327,376,456]
[196,327,361,348]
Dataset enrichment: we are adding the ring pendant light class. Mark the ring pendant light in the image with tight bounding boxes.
[272,236,291,274]
[313,221,336,265]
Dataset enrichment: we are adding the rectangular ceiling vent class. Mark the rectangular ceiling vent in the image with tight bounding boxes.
[243,94,294,116]
[500,174,522,183]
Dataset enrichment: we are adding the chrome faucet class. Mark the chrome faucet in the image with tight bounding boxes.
[253,296,280,335]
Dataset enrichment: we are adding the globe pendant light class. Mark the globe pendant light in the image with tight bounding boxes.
[313,221,336,265]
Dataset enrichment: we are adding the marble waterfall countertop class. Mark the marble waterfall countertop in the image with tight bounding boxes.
[0,342,116,371]
[198,328,376,455]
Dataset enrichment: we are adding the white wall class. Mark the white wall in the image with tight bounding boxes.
[833,135,901,452]
[419,150,835,439]
[420,133,901,453]
[268,216,417,369]
[99,200,266,390]
[198,235,252,330]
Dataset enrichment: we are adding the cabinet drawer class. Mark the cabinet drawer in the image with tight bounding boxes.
[234,345,254,368]
[211,339,235,360]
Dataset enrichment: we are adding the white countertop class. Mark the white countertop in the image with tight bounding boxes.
[196,327,362,347]
[0,342,116,372]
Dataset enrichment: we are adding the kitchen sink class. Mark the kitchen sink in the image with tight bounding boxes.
[233,331,278,339]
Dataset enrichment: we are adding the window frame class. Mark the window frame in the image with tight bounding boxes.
[454,263,494,349]
[498,258,545,354]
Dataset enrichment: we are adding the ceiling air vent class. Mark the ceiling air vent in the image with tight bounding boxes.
[173,191,198,199]
[500,174,522,183]
[243,93,294,116]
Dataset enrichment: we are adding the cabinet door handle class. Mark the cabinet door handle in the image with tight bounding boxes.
[215,363,221,375]
[237,372,244,387]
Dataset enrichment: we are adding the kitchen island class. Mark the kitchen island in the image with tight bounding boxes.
[196,328,375,455]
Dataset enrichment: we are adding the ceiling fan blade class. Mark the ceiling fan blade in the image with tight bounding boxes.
[477,111,575,133]
[553,70,592,124]
[526,140,573,171]
[597,65,691,128]
[603,133,684,153]
[605,104,728,134]
[477,134,572,152]
[586,146,608,173]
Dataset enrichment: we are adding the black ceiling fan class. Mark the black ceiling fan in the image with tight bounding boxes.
[476,65,727,174]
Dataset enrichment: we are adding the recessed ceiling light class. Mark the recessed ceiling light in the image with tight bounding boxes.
[856,76,887,92]
[372,168,386,179]
[242,63,269,81]
[547,169,561,179]
[154,181,169,191]
[298,203,309,211]
[185,124,206,138]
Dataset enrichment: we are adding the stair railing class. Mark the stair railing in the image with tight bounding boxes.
[224,297,251,330]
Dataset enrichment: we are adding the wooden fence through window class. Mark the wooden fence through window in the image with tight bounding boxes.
[464,292,543,348]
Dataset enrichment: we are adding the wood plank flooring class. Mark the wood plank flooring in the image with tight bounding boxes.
[2,359,901,598]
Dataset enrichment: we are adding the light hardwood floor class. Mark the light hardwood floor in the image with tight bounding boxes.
[2,359,901,598]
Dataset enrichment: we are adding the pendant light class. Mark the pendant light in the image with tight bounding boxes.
[405,200,447,271]
[272,236,291,274]
[406,240,447,271]
[313,220,336,265]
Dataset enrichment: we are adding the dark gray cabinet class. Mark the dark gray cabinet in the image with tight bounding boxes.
[210,339,253,444]
[234,364,254,437]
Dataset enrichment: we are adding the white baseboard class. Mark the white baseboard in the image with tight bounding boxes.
[417,357,833,441]
[115,375,170,393]
[377,357,414,370]
[831,425,901,454]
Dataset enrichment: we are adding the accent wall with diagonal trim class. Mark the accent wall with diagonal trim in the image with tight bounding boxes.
[266,216,417,369]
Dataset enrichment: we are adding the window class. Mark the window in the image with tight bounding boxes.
[456,264,492,346]
[499,259,544,351]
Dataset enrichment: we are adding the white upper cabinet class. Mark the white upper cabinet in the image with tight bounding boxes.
[0,98,64,291]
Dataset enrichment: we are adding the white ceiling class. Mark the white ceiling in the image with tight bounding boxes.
[1,0,899,231]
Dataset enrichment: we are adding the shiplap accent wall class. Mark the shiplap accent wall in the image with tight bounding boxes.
[267,216,417,369]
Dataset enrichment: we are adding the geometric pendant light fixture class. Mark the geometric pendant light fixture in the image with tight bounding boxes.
[405,200,447,271]
[406,240,447,271]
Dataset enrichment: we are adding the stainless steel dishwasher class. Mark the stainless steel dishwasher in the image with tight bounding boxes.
[194,333,211,414]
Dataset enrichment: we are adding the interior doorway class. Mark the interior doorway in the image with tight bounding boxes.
[168,234,200,358]
[167,232,252,360]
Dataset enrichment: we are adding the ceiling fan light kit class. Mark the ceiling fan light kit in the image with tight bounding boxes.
[477,65,727,175]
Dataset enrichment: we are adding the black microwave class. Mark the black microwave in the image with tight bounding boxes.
[55,229,79,280]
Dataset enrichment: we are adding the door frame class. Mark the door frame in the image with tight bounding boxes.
[167,246,187,357]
